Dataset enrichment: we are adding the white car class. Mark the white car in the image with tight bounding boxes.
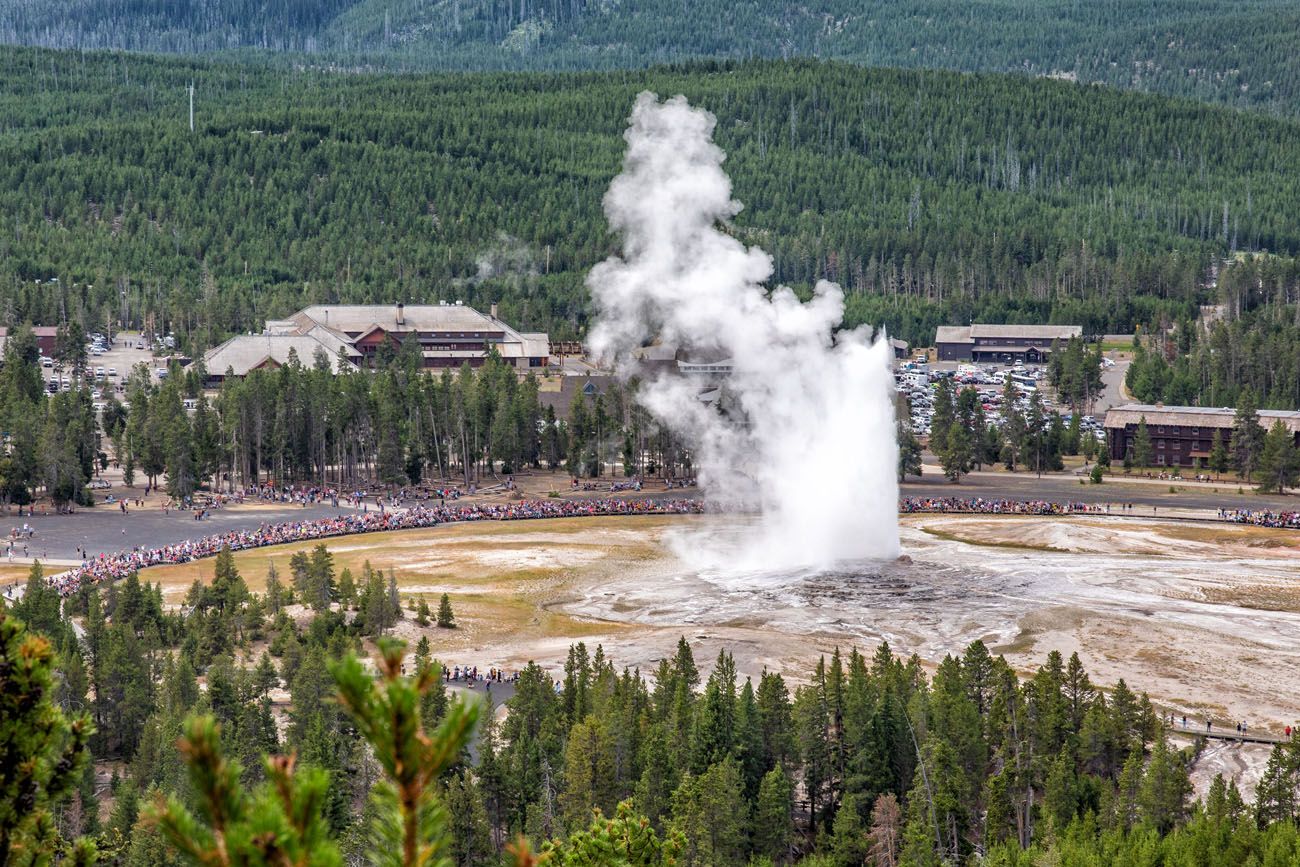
[156,367,168,379]
[107,367,117,377]
[40,356,53,367]
[94,366,105,377]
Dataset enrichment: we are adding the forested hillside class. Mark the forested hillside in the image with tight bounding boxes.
[4,47,1300,354]
[2,0,1300,116]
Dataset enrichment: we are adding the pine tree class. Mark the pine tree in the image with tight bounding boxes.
[443,771,495,866]
[560,715,619,830]
[1232,390,1266,482]
[254,652,280,696]
[1254,744,1297,828]
[1132,415,1154,470]
[669,758,747,867]
[542,800,682,865]
[939,422,972,483]
[264,562,285,614]
[1208,428,1229,479]
[437,593,456,629]
[1256,419,1299,493]
[751,766,792,864]
[331,639,481,867]
[897,410,923,481]
[0,609,97,865]
[829,792,871,866]
[1137,735,1192,833]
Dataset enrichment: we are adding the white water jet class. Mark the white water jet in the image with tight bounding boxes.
[587,92,900,572]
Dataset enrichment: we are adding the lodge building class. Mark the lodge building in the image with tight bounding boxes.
[934,324,1082,362]
[1103,403,1300,468]
[200,302,550,385]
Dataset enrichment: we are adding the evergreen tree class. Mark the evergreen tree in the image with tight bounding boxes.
[560,715,619,830]
[1132,416,1155,470]
[1208,428,1229,479]
[443,770,495,866]
[897,409,923,481]
[1257,419,1299,493]
[751,766,793,864]
[0,609,97,865]
[669,758,748,867]
[437,593,456,629]
[1232,391,1266,481]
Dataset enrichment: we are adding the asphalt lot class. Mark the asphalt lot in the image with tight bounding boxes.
[0,500,351,564]
[901,466,1294,512]
[40,330,176,401]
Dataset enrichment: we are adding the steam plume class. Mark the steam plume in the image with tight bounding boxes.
[588,92,900,571]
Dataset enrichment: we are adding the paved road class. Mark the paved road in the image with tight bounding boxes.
[0,500,353,562]
[1095,356,1132,412]
[902,467,1300,513]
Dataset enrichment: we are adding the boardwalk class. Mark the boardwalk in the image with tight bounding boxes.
[1168,723,1288,746]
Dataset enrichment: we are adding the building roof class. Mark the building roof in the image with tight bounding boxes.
[935,324,1082,345]
[969,324,1082,340]
[1103,403,1300,435]
[201,334,356,377]
[538,375,616,418]
[292,303,501,335]
[934,326,973,345]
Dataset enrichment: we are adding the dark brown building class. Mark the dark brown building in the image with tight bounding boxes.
[934,324,1082,362]
[1103,404,1300,468]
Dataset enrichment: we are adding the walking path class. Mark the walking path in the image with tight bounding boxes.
[1168,723,1288,746]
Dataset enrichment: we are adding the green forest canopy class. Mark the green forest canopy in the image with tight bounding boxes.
[2,0,1300,116]
[4,47,1300,354]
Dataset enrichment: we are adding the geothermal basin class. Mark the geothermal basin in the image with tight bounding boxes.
[557,513,1300,733]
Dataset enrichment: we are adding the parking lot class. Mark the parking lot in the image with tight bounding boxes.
[40,330,181,409]
[895,357,1109,443]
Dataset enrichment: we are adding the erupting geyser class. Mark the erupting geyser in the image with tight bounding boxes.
[588,92,900,571]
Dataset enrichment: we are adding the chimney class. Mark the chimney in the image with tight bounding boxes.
[490,302,499,320]
[396,302,405,326]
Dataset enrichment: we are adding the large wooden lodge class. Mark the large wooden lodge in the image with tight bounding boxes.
[201,302,550,385]
[1103,403,1300,468]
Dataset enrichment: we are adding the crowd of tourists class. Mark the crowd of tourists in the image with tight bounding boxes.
[1218,508,1300,529]
[900,497,1103,516]
[40,490,1300,598]
[46,497,704,596]
[447,665,517,685]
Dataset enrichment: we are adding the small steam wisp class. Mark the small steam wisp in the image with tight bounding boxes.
[588,92,899,572]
